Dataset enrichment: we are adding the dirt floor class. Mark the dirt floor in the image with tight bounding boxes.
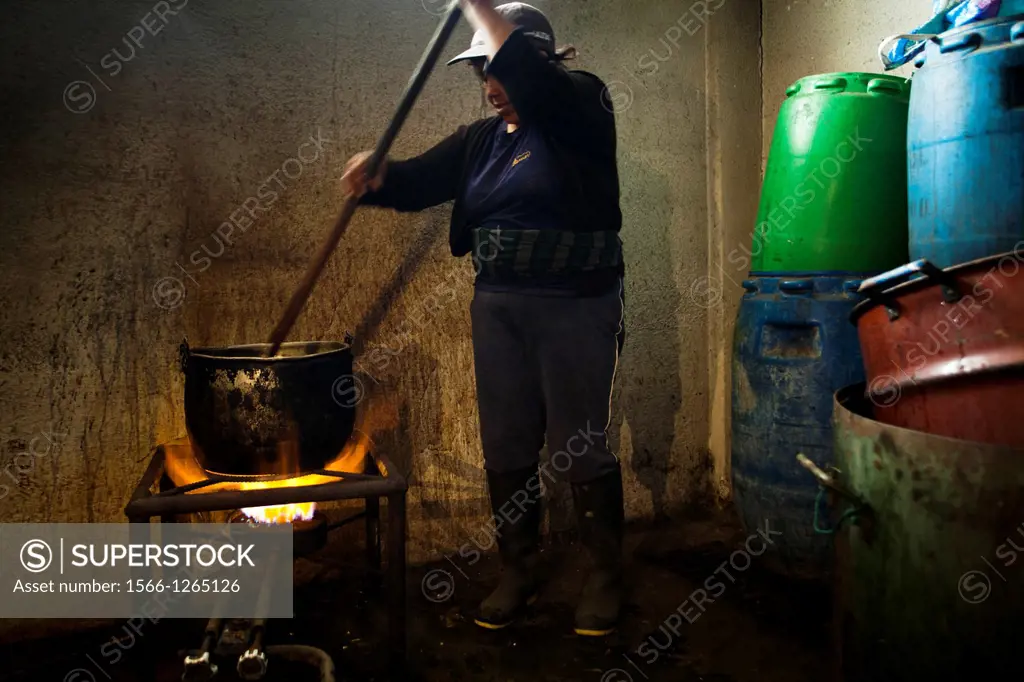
[0,512,831,682]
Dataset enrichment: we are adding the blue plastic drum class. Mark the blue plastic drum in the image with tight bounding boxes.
[731,275,867,579]
[908,14,1024,266]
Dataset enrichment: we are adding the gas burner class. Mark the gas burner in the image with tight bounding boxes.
[124,432,408,680]
[228,509,329,557]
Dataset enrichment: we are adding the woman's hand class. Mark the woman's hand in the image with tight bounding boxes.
[460,0,497,22]
[340,151,387,198]
[459,0,513,61]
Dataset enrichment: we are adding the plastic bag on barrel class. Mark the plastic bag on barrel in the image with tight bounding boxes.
[879,0,1004,70]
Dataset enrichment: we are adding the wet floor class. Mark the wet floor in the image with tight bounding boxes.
[0,512,830,682]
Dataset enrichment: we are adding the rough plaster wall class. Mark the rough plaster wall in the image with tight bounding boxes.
[0,0,713,576]
[704,1,763,505]
[760,0,932,166]
[569,0,712,523]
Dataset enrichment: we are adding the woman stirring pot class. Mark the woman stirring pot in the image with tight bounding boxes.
[342,0,626,636]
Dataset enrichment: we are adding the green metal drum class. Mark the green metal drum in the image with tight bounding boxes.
[827,385,1024,681]
[751,73,911,274]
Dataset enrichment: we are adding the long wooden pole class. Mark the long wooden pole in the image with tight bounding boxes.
[266,1,464,356]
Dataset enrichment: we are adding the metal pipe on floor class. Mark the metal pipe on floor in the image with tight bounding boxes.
[237,620,268,681]
[236,541,278,680]
[182,618,222,682]
[265,645,336,682]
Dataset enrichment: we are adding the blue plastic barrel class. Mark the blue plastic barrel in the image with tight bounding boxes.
[731,275,867,580]
[908,14,1024,267]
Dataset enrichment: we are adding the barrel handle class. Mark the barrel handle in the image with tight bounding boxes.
[939,31,982,55]
[813,76,847,91]
[179,338,191,373]
[1013,21,1024,43]
[857,259,961,320]
[779,279,813,295]
[866,78,904,96]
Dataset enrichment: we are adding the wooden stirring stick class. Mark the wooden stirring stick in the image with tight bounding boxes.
[266,1,463,356]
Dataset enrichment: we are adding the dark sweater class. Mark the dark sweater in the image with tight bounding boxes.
[361,28,623,293]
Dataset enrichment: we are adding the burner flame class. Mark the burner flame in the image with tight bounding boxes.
[163,396,396,525]
[241,501,316,524]
[239,478,317,524]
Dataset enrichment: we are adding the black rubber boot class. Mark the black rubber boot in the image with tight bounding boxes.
[474,466,542,630]
[571,467,625,636]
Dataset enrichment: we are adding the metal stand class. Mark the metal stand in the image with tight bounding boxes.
[124,444,409,679]
[386,492,406,679]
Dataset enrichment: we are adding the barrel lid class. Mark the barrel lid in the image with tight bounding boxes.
[849,251,1020,324]
[785,72,910,100]
[917,12,1024,68]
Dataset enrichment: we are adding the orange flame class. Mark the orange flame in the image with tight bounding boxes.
[240,487,316,524]
[164,397,393,525]
[237,429,374,523]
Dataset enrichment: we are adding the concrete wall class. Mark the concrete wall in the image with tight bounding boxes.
[760,0,931,164]
[0,0,943,644]
[704,0,764,505]
[0,0,733,570]
[0,0,938,555]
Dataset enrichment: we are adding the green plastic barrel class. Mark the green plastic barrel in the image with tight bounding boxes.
[751,73,911,274]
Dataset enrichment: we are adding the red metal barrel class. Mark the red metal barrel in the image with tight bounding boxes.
[849,251,1024,446]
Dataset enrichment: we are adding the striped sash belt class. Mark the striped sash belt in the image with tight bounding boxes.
[471,227,623,278]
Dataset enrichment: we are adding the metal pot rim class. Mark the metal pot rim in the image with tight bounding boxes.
[863,353,1024,395]
[836,382,1024,452]
[850,250,1023,323]
[186,341,352,363]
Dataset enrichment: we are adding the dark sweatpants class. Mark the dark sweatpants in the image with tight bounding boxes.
[470,279,625,484]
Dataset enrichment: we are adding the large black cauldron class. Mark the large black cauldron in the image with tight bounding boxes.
[180,338,357,477]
